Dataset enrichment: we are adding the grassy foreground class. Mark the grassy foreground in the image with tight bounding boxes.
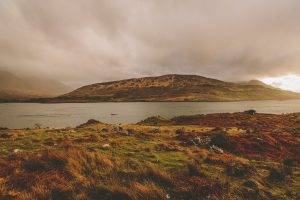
[0,112,299,200]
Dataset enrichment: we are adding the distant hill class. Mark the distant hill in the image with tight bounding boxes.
[0,70,71,101]
[45,74,300,102]
[239,79,275,89]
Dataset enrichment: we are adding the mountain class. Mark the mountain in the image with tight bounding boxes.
[46,74,300,102]
[239,79,275,89]
[0,70,71,101]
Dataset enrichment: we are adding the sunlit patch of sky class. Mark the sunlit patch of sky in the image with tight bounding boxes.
[260,74,300,92]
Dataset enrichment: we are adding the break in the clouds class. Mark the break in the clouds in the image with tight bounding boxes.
[0,0,300,87]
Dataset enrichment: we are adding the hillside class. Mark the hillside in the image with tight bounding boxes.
[0,112,299,199]
[0,70,71,101]
[49,74,300,102]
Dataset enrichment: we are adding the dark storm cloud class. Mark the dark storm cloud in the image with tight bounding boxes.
[0,0,300,86]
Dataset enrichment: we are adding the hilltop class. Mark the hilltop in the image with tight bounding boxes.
[46,74,300,102]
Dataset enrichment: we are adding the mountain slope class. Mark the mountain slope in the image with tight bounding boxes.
[0,70,71,101]
[48,74,300,102]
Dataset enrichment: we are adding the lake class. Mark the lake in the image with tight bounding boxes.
[0,100,300,128]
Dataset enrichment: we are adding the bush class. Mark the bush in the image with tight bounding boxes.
[283,158,294,175]
[210,131,229,149]
[226,163,252,178]
[187,161,205,177]
[283,158,294,167]
[243,180,258,190]
[23,159,47,172]
[268,168,285,183]
[50,188,72,200]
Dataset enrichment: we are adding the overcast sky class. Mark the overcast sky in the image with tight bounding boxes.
[0,0,300,87]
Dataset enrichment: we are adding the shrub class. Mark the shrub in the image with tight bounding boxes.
[50,188,72,200]
[226,163,252,178]
[243,180,258,190]
[186,161,205,177]
[210,131,229,148]
[23,159,47,172]
[268,168,285,183]
[175,128,186,140]
[283,158,294,175]
[283,158,294,168]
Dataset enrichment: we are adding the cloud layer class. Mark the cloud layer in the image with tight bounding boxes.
[0,0,300,86]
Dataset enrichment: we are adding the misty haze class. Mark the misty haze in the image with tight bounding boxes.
[0,1,299,200]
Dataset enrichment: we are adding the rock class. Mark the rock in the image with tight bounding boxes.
[210,145,224,154]
[102,143,110,149]
[244,109,257,115]
[13,149,20,153]
[190,136,211,146]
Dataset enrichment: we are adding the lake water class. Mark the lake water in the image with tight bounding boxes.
[0,100,300,128]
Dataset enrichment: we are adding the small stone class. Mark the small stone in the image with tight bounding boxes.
[210,145,224,154]
[102,143,110,149]
[13,149,20,153]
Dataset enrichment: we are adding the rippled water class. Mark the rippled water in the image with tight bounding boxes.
[0,100,300,128]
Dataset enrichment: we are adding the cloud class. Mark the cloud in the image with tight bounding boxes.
[0,0,300,87]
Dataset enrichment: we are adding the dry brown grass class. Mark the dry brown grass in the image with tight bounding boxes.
[0,112,298,199]
[0,147,229,200]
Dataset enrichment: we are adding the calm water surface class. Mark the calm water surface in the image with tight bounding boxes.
[0,100,299,128]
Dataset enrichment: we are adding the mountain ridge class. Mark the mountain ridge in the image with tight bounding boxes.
[0,70,72,101]
[45,74,300,102]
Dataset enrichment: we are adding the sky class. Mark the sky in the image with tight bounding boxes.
[0,0,300,91]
